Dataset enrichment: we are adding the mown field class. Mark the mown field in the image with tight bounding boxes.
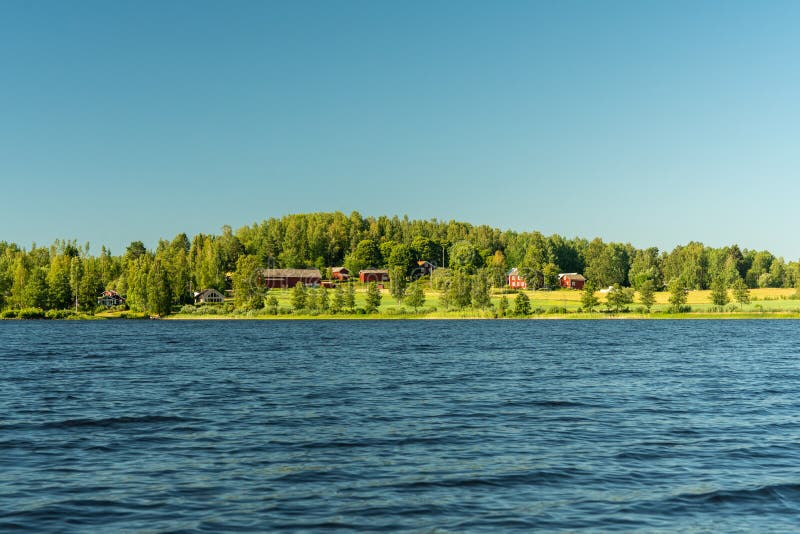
[172,286,800,319]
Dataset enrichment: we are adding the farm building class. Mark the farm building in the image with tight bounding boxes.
[97,290,125,307]
[507,268,527,289]
[258,268,322,289]
[359,269,390,283]
[416,260,436,277]
[331,267,350,281]
[559,273,586,290]
[194,288,225,304]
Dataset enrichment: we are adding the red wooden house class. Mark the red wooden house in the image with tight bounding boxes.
[558,273,586,290]
[507,268,527,289]
[258,268,322,289]
[359,269,390,283]
[331,267,350,281]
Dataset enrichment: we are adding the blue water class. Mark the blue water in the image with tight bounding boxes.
[2,320,800,532]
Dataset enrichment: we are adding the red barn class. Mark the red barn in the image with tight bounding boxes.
[258,268,322,289]
[559,273,586,290]
[359,269,390,283]
[507,268,527,289]
[331,267,350,281]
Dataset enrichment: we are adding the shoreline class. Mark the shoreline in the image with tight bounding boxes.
[5,312,800,321]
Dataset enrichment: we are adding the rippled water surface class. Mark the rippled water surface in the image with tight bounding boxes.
[3,320,800,532]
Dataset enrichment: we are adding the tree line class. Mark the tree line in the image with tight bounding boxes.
[1,211,799,315]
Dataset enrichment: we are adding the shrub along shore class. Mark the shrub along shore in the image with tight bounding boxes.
[5,286,800,320]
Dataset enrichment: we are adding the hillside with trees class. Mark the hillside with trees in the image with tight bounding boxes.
[1,211,799,317]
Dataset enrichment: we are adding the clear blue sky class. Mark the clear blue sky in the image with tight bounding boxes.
[2,1,799,257]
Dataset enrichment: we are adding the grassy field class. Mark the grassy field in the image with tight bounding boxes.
[171,285,800,319]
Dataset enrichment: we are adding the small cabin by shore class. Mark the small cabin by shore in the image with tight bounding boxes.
[98,290,125,307]
[559,273,586,290]
[194,288,225,304]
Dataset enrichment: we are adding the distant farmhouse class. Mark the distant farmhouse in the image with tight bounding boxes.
[258,268,322,289]
[559,273,586,290]
[416,260,436,277]
[194,288,225,304]
[331,267,350,281]
[507,268,527,289]
[359,269,390,284]
[97,290,125,307]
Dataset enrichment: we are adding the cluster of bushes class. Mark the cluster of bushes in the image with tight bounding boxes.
[1,308,82,320]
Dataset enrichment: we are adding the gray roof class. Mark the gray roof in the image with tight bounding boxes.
[559,273,586,281]
[359,269,389,274]
[259,268,322,278]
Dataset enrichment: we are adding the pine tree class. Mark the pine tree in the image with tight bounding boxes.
[345,282,356,311]
[306,288,319,312]
[319,287,330,312]
[365,282,382,313]
[497,295,509,317]
[513,291,531,316]
[331,285,344,314]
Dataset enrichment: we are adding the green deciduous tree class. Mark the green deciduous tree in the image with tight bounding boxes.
[606,284,634,313]
[291,282,307,311]
[732,277,750,307]
[389,266,407,303]
[471,270,491,309]
[581,280,600,312]
[404,281,425,312]
[668,278,688,311]
[233,255,262,310]
[709,276,729,307]
[446,270,472,309]
[146,259,172,316]
[638,279,656,312]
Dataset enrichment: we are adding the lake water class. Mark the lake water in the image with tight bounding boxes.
[2,320,800,532]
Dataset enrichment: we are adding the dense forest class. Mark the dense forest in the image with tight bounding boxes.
[0,211,797,315]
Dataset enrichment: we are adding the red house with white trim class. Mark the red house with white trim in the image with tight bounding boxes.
[507,268,527,289]
[559,273,586,290]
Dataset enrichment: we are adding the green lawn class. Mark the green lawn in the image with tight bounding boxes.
[174,285,800,319]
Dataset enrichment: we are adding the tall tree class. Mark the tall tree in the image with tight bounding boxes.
[638,279,656,312]
[365,282,382,313]
[389,266,407,303]
[732,277,750,307]
[404,281,425,312]
[471,270,491,309]
[513,291,531,316]
[668,278,688,311]
[709,276,729,307]
[146,259,172,316]
[291,282,307,311]
[581,280,600,312]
